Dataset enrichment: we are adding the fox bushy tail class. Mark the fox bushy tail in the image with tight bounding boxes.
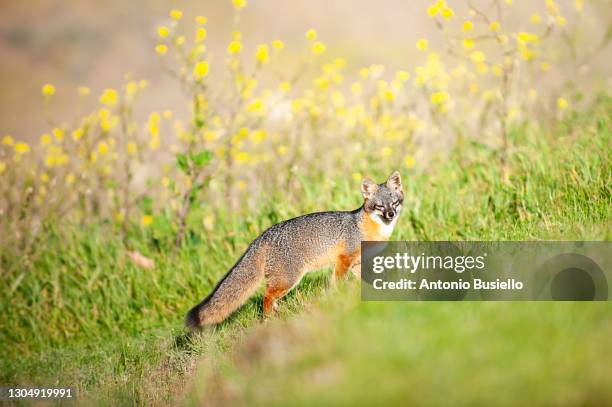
[185,246,265,329]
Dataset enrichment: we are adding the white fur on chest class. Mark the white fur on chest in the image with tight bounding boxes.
[370,210,399,239]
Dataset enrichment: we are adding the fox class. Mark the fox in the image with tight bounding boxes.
[185,170,403,328]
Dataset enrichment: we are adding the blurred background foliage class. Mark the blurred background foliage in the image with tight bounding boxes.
[0,0,609,255]
[0,1,610,403]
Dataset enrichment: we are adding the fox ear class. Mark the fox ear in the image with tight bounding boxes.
[386,170,402,192]
[361,178,378,200]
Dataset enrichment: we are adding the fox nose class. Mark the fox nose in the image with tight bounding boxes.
[384,210,395,220]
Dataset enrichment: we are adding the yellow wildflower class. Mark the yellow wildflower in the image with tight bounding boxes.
[396,70,410,82]
[41,133,52,145]
[126,81,138,97]
[462,20,474,31]
[470,50,486,64]
[169,9,183,20]
[276,145,288,155]
[196,16,208,25]
[98,142,109,154]
[99,88,118,107]
[158,26,169,37]
[272,40,284,50]
[305,29,317,41]
[256,44,269,63]
[156,44,168,55]
[556,16,567,26]
[462,38,475,50]
[312,41,326,55]
[530,14,542,25]
[193,61,210,80]
[45,154,56,167]
[517,32,538,44]
[381,147,392,157]
[0,161,7,175]
[416,38,428,51]
[192,44,206,56]
[227,40,242,54]
[2,135,14,145]
[427,5,440,17]
[490,21,501,32]
[196,28,207,42]
[141,215,153,227]
[546,0,560,14]
[42,83,55,96]
[279,81,291,92]
[235,151,250,163]
[557,97,569,110]
[519,45,534,61]
[430,91,449,105]
[127,142,138,156]
[56,154,68,166]
[246,99,265,114]
[313,77,330,90]
[53,127,64,140]
[441,7,454,19]
[14,142,30,154]
[405,155,416,168]
[72,128,84,140]
[40,173,50,183]
[232,0,247,10]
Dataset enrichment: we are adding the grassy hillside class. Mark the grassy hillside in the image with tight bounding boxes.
[0,97,610,404]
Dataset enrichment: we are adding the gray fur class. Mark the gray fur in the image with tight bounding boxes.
[185,171,403,328]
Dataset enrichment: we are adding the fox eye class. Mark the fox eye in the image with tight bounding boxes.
[392,200,401,207]
[374,204,384,210]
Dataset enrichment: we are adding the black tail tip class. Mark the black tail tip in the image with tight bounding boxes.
[185,306,202,330]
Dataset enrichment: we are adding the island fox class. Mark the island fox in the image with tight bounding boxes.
[185,171,403,328]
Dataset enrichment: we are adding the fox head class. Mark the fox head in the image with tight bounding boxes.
[361,171,403,224]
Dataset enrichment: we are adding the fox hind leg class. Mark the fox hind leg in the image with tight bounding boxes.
[263,264,304,315]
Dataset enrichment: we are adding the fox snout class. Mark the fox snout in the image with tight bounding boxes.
[383,209,396,221]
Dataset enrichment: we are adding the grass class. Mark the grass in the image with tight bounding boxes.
[192,297,612,406]
[0,97,610,405]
